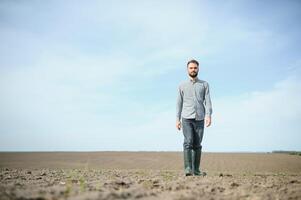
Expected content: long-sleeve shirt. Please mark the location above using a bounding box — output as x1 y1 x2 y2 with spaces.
176 77 212 121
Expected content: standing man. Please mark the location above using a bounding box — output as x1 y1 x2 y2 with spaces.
176 59 213 176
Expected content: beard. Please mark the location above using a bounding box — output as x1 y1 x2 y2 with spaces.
189 71 198 78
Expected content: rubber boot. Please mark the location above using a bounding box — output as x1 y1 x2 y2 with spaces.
183 149 193 176
192 149 202 176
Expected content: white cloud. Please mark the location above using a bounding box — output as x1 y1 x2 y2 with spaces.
205 75 301 152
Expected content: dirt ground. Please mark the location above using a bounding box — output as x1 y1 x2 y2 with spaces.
0 152 301 200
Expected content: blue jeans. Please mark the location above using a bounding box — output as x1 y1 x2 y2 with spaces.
182 118 205 150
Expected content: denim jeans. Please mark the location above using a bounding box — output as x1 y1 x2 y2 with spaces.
182 118 205 150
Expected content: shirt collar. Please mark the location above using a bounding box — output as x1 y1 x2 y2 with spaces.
189 76 199 83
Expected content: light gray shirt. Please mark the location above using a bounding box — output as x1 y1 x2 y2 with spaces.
176 77 212 121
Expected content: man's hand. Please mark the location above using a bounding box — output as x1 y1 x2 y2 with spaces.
205 116 212 127
176 120 181 131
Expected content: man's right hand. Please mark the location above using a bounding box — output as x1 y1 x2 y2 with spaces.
176 120 181 131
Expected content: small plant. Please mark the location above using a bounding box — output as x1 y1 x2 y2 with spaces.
160 170 175 182
95 181 102 191
79 177 87 192
135 170 147 177
142 179 153 189
64 180 72 198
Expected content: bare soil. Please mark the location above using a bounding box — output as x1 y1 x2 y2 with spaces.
1 152 300 200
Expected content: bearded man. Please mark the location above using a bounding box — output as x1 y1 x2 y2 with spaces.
176 59 213 176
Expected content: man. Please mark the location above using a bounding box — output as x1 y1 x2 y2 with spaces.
176 59 213 176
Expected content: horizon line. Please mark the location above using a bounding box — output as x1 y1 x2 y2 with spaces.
0 150 300 153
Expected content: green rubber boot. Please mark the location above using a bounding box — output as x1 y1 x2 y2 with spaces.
192 149 204 176
184 149 193 176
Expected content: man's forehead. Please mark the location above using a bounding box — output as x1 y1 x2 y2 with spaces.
188 63 198 68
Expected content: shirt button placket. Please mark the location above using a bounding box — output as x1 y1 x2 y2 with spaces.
193 82 198 120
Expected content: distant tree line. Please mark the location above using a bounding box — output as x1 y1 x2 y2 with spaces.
272 150 301 156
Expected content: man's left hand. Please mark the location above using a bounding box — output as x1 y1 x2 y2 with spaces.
205 116 211 127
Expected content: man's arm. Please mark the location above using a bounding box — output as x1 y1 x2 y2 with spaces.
176 86 183 130
204 82 212 127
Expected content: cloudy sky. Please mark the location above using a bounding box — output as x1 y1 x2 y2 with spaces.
0 0 300 152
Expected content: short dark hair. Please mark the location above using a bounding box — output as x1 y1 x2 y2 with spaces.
187 59 199 67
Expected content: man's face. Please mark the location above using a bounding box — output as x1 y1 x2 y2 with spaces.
187 63 199 78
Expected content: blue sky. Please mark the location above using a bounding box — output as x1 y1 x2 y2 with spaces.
0 0 300 152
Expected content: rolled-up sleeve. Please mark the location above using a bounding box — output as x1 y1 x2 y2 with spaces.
204 82 213 117
176 86 183 121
